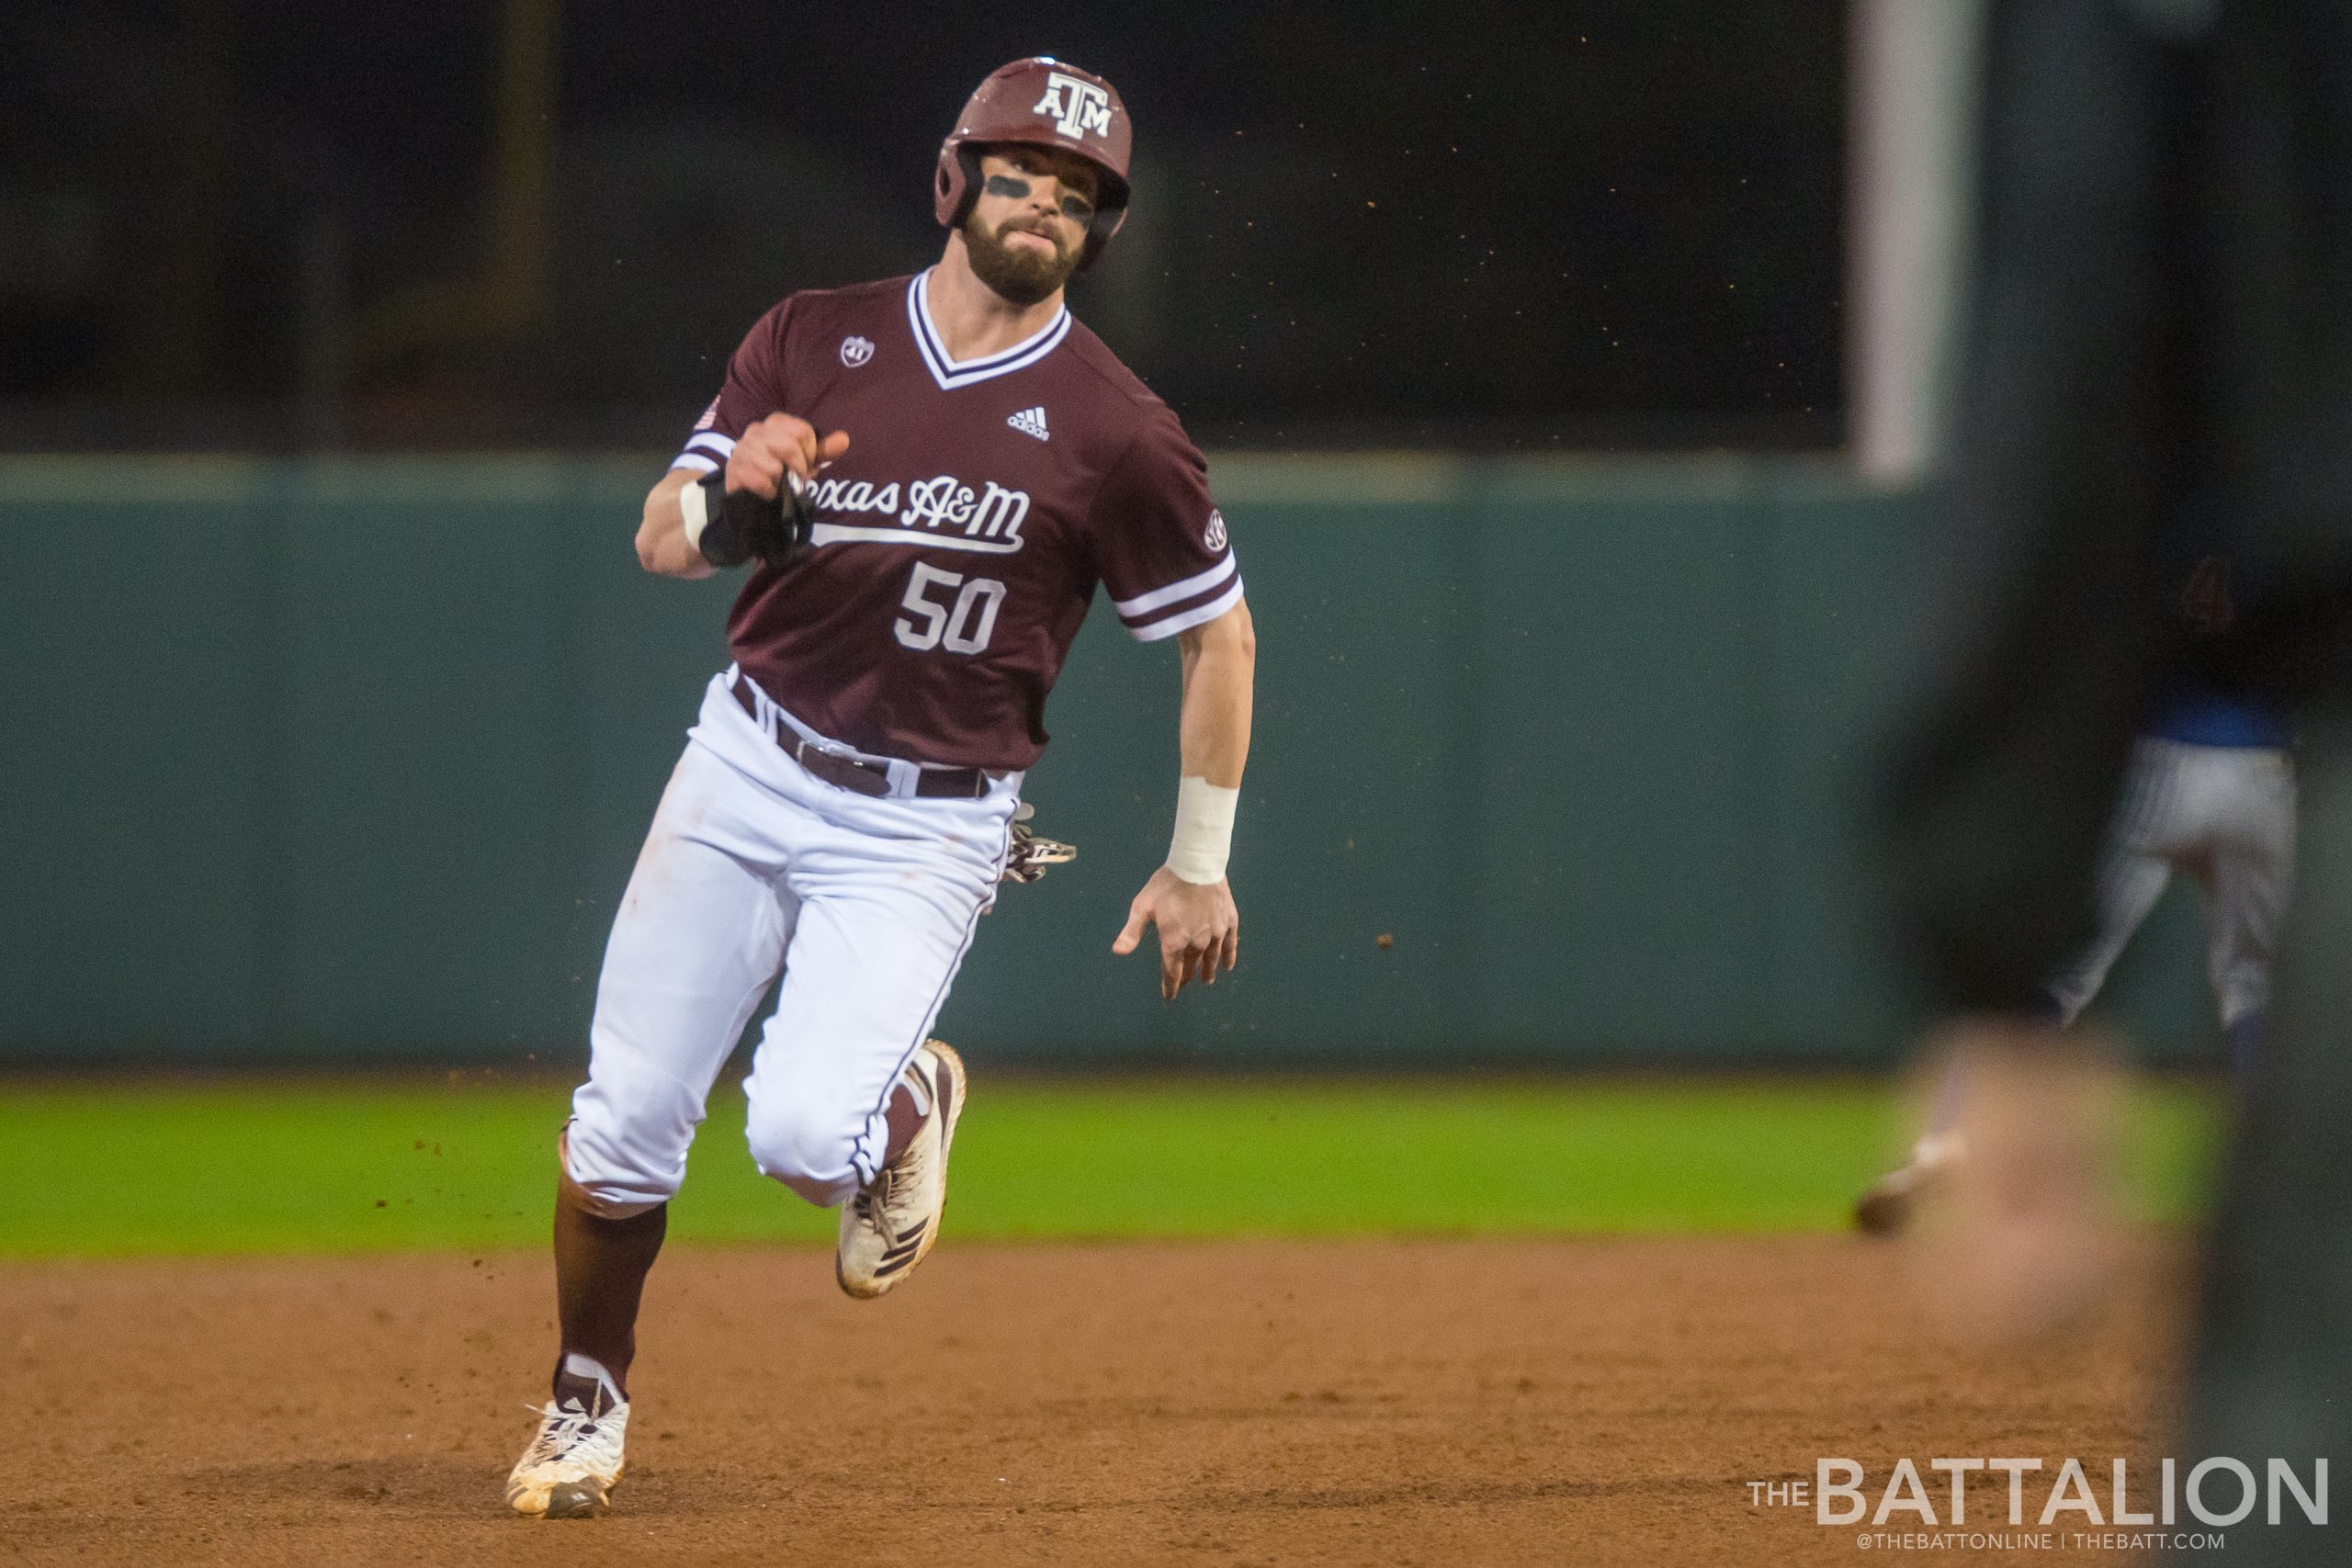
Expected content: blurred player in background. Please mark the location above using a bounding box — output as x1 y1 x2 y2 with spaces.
1857 547 2296 1235
1877 3 2352 1556
2045 557 2293 1066
504 58 1256 1519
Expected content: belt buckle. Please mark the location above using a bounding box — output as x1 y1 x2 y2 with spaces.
804 737 888 795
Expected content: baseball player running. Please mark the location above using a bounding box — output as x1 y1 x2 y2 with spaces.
1857 554 2294 1235
505 58 1254 1518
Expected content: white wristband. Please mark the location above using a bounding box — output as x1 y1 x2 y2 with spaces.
1166 776 1238 885
679 475 712 551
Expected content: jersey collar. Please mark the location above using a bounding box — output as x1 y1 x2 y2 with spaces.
906 268 1071 391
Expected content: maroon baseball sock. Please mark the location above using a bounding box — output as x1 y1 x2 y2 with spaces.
551 1193 666 1401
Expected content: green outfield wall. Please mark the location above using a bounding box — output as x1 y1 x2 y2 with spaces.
0 455 2214 1066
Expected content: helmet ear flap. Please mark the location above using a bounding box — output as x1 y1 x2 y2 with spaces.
933 142 984 228
1078 205 1125 272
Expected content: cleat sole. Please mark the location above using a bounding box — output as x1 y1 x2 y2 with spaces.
542 1481 609 1518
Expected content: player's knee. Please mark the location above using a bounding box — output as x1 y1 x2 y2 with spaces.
742 1095 864 1207
561 1112 684 1218
564 1177 665 1220
2220 980 2272 1030
2214 953 2272 1018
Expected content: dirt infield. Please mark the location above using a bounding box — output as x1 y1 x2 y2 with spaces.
8 1236 2186 1566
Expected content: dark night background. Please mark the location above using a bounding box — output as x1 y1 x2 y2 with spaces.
1 1 1847 452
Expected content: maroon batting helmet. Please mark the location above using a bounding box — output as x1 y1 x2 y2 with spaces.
934 57 1132 271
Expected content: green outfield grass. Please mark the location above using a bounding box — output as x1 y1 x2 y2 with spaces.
0 1074 2228 1258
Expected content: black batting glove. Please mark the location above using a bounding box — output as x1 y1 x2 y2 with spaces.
693 468 814 570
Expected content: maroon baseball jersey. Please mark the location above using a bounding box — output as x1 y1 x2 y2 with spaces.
670 269 1240 771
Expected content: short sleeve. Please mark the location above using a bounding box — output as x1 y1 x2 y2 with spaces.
1093 412 1242 642
670 300 793 474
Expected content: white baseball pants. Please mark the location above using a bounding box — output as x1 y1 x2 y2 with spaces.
563 671 1018 1213
2049 738 2295 1030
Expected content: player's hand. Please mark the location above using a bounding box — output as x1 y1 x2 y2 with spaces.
728 413 849 500
1113 867 1239 1000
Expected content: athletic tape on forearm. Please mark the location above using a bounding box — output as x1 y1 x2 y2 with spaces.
679 474 712 551
1166 776 1239 885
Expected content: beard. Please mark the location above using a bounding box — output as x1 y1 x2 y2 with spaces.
962 210 1080 307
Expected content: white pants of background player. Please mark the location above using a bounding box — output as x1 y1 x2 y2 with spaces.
2046 737 2295 1034
562 670 1018 1215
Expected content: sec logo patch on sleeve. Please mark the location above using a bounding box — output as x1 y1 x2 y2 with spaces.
1203 510 1227 551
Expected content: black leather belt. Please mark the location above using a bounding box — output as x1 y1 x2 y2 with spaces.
730 676 989 799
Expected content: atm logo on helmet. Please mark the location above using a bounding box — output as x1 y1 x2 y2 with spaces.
1034 73 1113 141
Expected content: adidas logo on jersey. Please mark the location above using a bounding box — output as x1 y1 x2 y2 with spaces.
1007 406 1050 442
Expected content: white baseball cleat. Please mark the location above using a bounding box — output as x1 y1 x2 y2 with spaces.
506 1377 628 1519
1853 1132 1967 1236
837 1039 967 1300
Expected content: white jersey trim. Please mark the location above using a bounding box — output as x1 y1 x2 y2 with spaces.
1127 577 1245 643
672 430 736 473
1113 554 1238 618
906 269 1070 390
